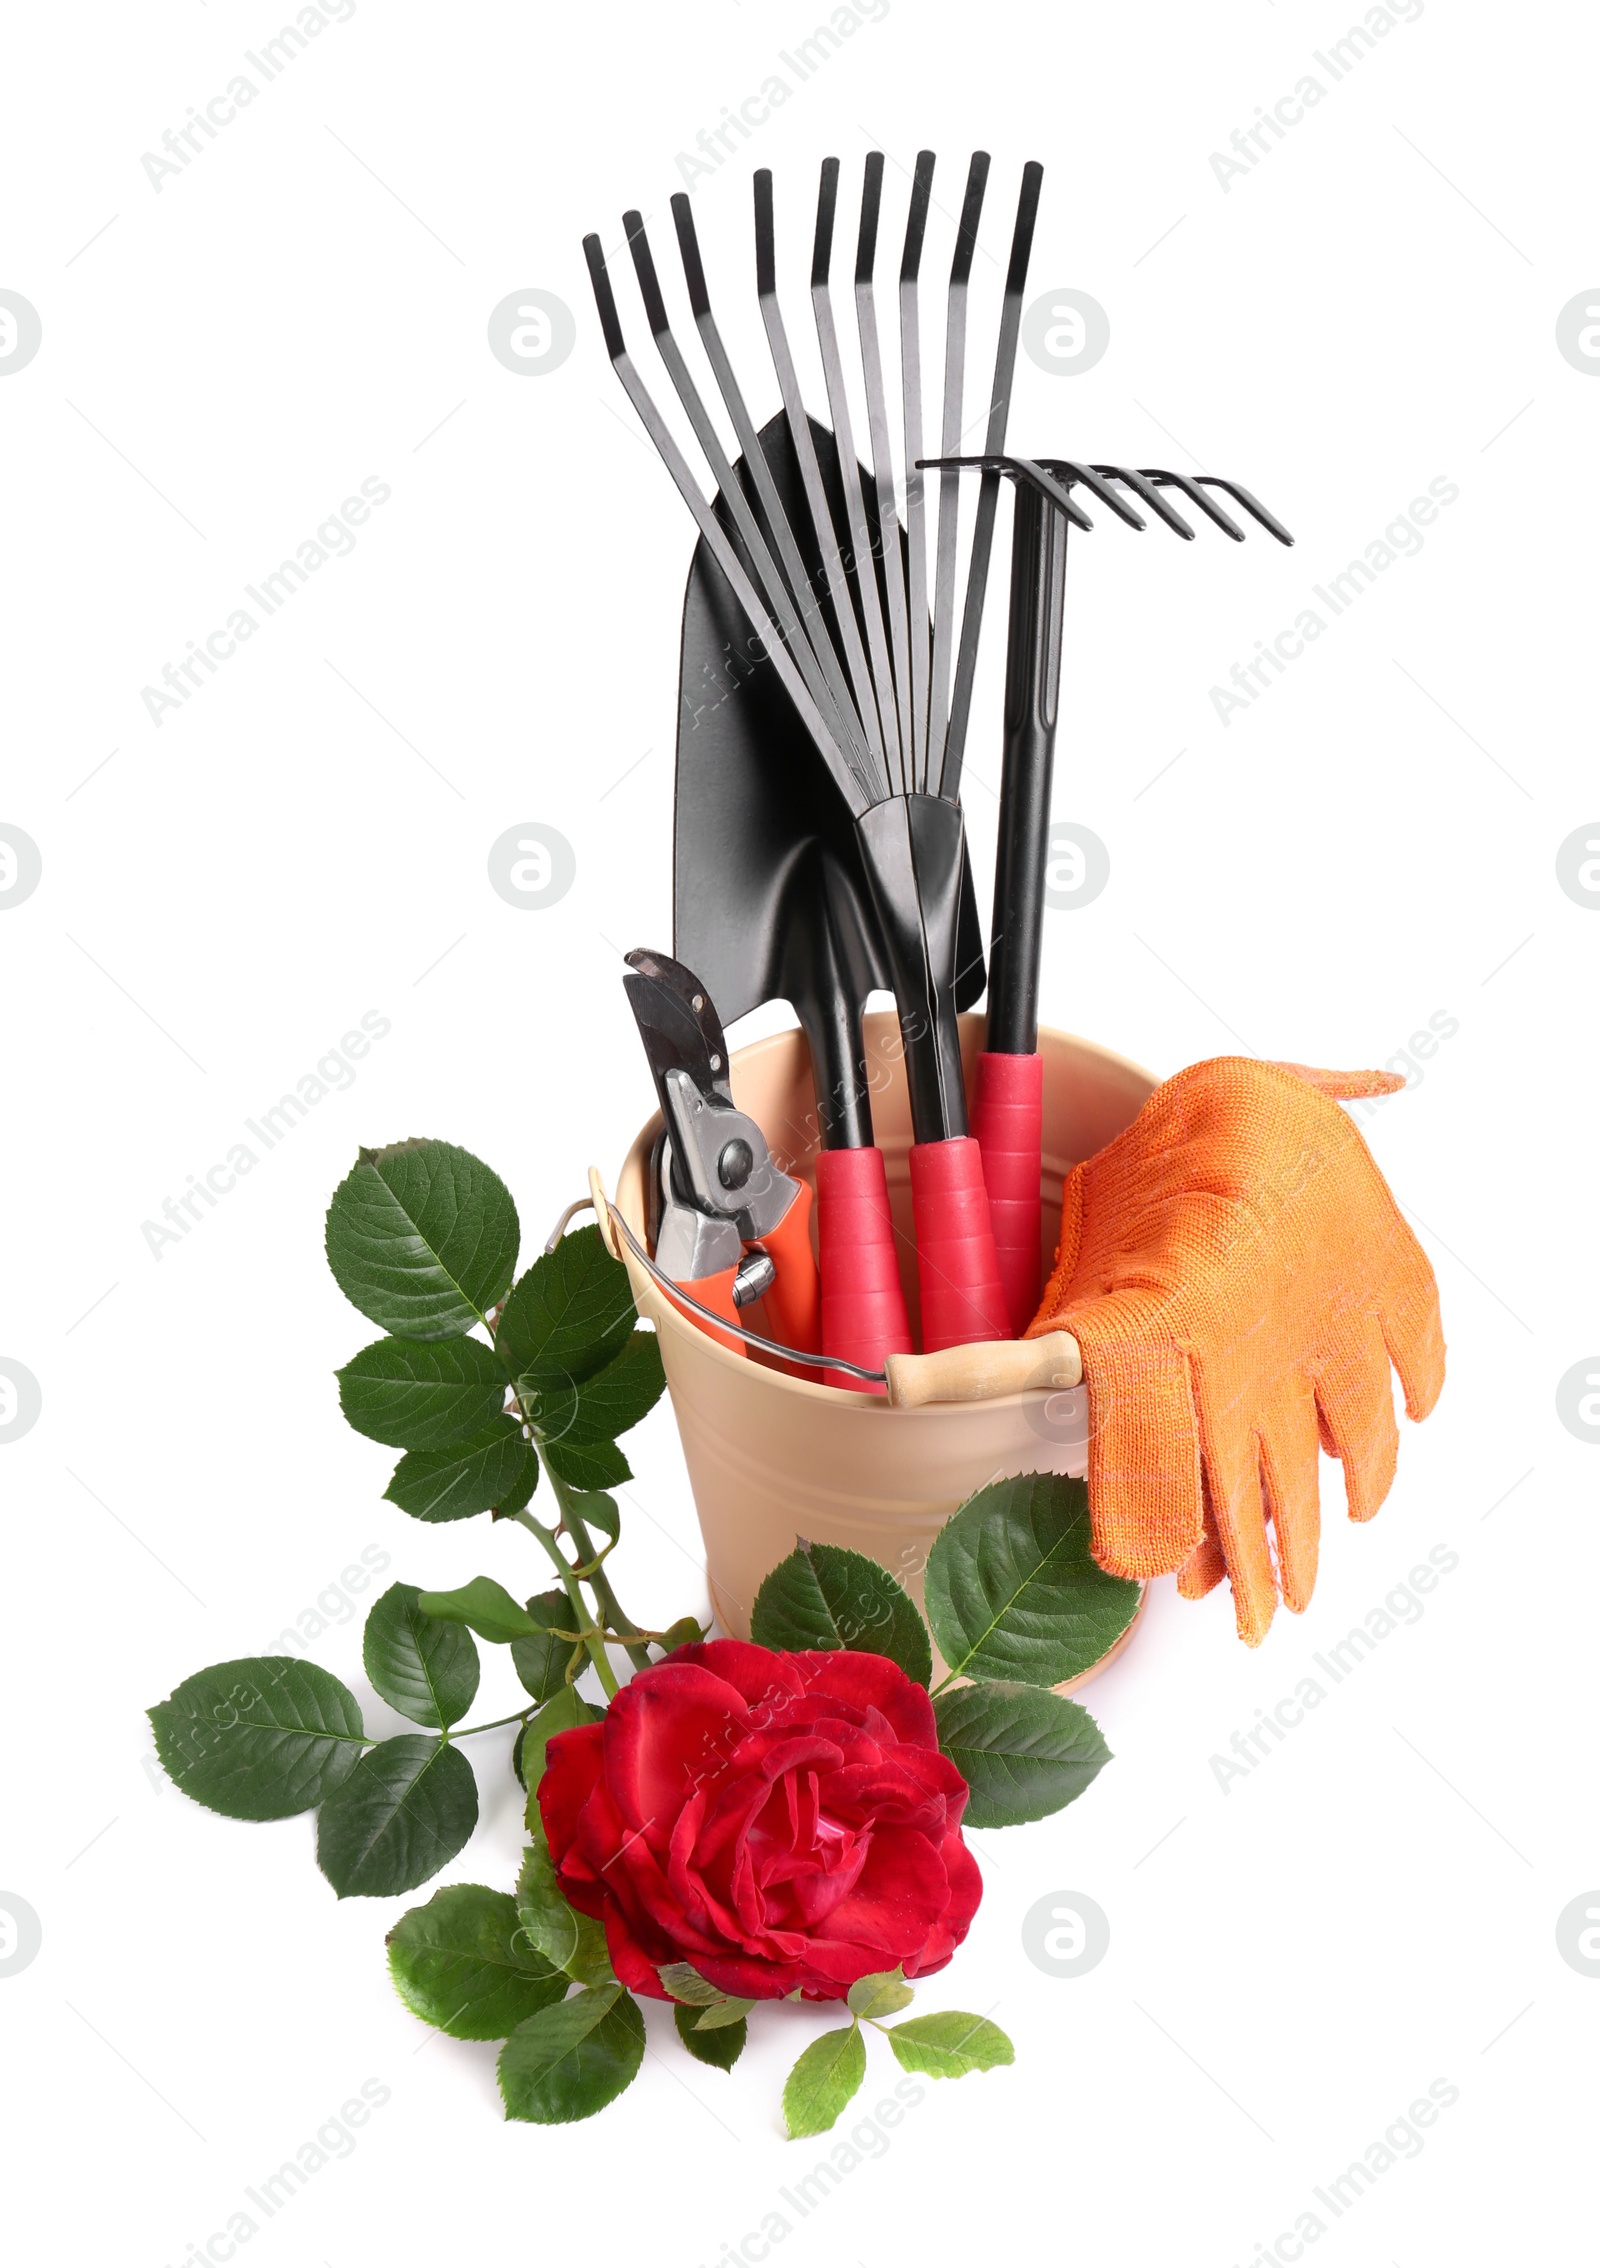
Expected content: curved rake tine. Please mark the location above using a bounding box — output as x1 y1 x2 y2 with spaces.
810 158 899 779
624 210 865 777
921 453 1095 533
926 152 989 802
941 160 1043 801
899 149 935 790
582 234 871 819
1034 455 1144 530
669 193 879 770
1194 476 1295 545
1137 468 1246 540
855 152 915 794
1089 464 1194 538
753 170 893 800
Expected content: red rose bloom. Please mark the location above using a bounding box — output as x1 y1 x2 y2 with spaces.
538 1640 981 2002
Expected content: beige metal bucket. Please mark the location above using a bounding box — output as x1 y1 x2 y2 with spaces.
604 1013 1159 1687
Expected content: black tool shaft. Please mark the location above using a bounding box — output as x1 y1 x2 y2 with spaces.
810 157 900 774
855 153 914 792
987 478 1068 1058
926 152 989 794
940 160 1043 799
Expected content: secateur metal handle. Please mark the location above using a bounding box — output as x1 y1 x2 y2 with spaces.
548 1182 1085 1408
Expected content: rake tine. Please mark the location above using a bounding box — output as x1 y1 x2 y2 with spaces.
899 149 935 790
1033 455 1145 530
809 158 900 778
855 153 915 794
920 453 1096 532
926 152 989 802
1137 468 1246 540
665 196 879 774
1089 464 1194 538
940 159 1043 801
624 210 869 777
1194 476 1295 545
582 233 871 818
753 170 893 800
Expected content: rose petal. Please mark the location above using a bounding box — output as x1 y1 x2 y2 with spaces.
670 1641 807 1714
537 1722 605 1868
809 1824 952 1960
906 1829 982 1975
602 1661 753 1832
792 1649 939 1747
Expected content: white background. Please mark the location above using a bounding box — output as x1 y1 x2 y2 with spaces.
2 1 1594 2262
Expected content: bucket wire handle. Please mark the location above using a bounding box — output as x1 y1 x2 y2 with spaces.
556 1183 1083 1406
550 1188 887 1385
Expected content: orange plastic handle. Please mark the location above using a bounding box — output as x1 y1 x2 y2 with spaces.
666 1263 745 1357
756 1181 821 1357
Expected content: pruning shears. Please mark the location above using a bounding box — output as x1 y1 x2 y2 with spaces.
622 949 820 1362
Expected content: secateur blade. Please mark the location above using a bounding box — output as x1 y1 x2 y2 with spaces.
621 945 734 1108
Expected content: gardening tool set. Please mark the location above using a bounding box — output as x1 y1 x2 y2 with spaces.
586 150 1293 1391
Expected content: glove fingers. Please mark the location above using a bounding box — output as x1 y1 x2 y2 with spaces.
1177 1475 1226 1599
1076 1334 1205 1579
1256 1379 1322 1613
1194 1402 1278 1647
1315 1312 1399 1522
1380 1234 1447 1421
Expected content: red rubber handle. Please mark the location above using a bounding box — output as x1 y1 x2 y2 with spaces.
909 1138 1010 1354
756 1180 822 1369
971 1050 1044 1338
668 1264 745 1357
816 1147 912 1391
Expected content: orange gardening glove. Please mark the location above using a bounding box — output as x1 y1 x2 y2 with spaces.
1025 1057 1445 1645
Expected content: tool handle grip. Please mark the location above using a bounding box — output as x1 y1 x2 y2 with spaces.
757 1181 822 1361
816 1147 913 1392
667 1265 745 1356
971 1049 1045 1338
909 1137 1010 1353
885 1329 1081 1409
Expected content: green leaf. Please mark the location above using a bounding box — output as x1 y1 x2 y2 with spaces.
325 1139 520 1340
525 1330 665 1446
846 1967 914 2019
316 1734 478 1898
336 1334 509 1450
658 1960 722 2006
149 1658 364 1821
782 2022 866 2139
657 1616 704 1655
515 1834 613 1986
386 1884 564 2040
934 1681 1111 1829
384 1419 537 1522
498 1985 644 2125
542 1435 630 1489
416 1574 540 1645
363 1583 479 1728
674 1999 745 2070
563 1489 619 1543
695 1996 755 2031
885 2011 1014 2079
510 1589 581 1703
496 1225 637 1384
923 1472 1139 1687
519 1684 603 1801
751 1538 932 1686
